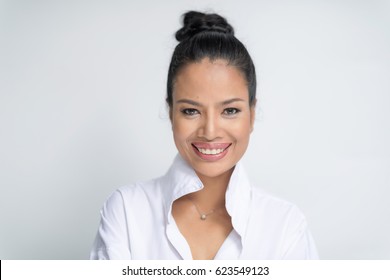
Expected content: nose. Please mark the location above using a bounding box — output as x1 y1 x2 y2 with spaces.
198 112 220 141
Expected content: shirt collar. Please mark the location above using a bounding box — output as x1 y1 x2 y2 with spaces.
161 154 252 244
224 159 251 248
161 154 203 224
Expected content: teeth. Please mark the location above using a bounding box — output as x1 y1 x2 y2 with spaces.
198 148 224 155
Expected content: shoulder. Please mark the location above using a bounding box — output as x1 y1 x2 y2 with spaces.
103 177 165 212
250 186 307 226
116 177 161 197
251 186 299 208
245 186 318 259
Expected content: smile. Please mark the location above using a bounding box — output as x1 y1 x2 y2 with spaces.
197 148 225 155
191 142 231 161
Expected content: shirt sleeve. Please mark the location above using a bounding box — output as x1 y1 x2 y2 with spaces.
90 190 132 260
281 206 319 260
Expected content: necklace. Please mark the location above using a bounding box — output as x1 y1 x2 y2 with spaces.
187 197 215 221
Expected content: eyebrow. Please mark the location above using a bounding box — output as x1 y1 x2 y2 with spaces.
176 98 245 106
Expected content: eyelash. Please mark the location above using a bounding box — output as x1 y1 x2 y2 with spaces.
181 108 199 116
223 108 241 115
180 108 241 116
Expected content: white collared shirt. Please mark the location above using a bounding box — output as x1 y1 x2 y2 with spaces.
90 155 319 259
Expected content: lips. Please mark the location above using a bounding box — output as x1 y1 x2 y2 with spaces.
191 142 231 160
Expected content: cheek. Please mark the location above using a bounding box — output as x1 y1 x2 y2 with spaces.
229 116 252 138
172 117 191 142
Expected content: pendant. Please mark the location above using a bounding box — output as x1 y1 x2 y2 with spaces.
200 214 207 220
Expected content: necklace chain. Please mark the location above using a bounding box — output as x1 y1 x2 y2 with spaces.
187 197 215 221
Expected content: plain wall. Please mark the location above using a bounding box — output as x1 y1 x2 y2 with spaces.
0 0 389 259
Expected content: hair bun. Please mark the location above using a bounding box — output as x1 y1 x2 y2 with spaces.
175 11 234 42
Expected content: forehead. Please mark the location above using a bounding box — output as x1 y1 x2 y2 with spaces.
173 58 248 102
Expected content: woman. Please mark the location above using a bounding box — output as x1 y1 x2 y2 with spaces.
90 11 318 260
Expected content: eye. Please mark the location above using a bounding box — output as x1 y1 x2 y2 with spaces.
181 108 199 116
223 107 241 115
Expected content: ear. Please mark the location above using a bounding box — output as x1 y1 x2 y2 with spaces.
250 99 257 132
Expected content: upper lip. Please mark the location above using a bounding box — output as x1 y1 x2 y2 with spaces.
191 142 231 150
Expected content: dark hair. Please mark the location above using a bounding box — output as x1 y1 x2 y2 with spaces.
166 11 257 107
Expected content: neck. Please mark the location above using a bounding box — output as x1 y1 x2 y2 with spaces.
189 167 235 210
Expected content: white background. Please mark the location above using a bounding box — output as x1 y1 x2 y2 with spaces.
0 0 389 259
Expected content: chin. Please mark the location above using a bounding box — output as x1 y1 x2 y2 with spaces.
191 162 235 180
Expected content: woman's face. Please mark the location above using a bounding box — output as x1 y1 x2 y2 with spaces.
170 58 255 180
